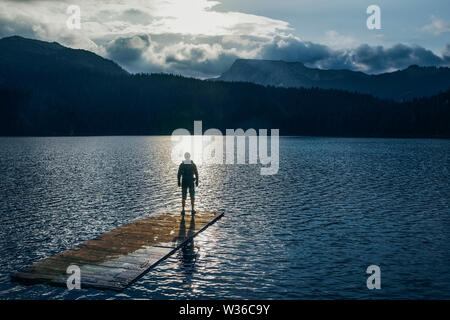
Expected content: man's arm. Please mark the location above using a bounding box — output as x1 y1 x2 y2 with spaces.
177 164 182 186
193 163 199 186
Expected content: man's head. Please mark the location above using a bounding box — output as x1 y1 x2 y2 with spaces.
184 152 191 160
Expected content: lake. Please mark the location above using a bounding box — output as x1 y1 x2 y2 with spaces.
0 136 449 299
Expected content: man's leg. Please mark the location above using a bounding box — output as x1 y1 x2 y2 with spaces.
181 184 187 214
190 184 196 214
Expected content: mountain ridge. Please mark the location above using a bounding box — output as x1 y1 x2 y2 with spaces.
0 35 128 80
215 59 450 100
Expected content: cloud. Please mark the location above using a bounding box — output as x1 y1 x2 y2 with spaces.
105 34 260 77
343 43 447 73
106 35 150 65
105 32 450 77
443 44 450 63
260 34 331 64
0 0 103 54
422 16 450 35
0 0 292 77
322 30 357 50
258 35 449 74
0 0 449 77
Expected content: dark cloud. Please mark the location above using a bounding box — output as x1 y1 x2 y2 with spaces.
163 49 238 77
350 44 446 73
260 36 450 74
260 36 332 64
104 34 251 77
443 44 450 63
106 35 150 64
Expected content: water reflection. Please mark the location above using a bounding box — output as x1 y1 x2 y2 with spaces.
176 215 198 285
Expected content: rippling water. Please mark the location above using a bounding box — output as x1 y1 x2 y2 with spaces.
0 136 449 299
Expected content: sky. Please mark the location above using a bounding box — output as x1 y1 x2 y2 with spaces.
0 0 449 77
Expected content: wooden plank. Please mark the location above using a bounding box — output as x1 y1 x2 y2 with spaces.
11 211 224 291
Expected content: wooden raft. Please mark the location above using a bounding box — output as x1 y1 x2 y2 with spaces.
12 211 224 291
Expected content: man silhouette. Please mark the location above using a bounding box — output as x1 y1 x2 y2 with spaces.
177 152 199 215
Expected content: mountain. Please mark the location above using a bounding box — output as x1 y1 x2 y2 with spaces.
0 36 127 88
0 36 449 137
215 59 450 100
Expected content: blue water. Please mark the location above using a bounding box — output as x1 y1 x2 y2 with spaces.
0 136 449 299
